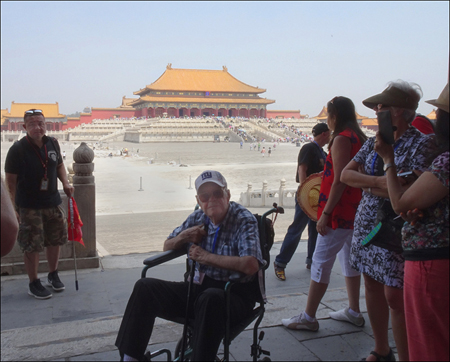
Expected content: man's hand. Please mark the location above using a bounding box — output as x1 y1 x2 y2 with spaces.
189 244 209 264
63 183 74 198
180 224 207 245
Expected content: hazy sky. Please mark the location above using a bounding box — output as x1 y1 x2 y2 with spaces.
1 1 448 117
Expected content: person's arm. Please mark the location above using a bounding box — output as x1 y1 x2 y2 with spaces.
57 163 74 198
317 136 351 235
1 178 18 257
163 224 206 251
298 164 308 184
375 133 448 214
4 173 18 209
341 160 388 193
189 246 259 276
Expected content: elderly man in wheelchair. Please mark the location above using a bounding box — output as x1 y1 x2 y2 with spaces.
116 170 276 361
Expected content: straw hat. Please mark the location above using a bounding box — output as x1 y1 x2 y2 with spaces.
425 83 449 113
297 172 323 221
362 86 418 110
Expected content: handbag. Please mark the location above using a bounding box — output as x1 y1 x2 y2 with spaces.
361 198 404 253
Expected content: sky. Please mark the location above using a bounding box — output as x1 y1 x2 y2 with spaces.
1 1 449 118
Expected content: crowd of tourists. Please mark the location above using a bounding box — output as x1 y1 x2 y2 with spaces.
1 78 447 362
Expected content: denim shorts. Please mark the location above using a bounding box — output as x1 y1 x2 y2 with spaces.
17 206 68 253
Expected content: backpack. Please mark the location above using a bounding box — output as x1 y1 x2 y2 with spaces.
253 214 275 269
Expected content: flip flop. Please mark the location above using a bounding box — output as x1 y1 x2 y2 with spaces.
273 262 286 281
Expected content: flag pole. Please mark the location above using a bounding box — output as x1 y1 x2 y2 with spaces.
69 197 79 291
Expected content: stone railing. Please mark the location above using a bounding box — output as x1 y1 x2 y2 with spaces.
239 179 297 208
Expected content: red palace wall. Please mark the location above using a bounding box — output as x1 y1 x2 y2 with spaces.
266 110 301 119
90 109 136 120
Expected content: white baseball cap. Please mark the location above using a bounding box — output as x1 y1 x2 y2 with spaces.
195 170 227 192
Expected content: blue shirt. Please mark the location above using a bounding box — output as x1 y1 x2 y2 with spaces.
168 201 263 282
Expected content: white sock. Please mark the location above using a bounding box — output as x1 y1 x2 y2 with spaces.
303 311 316 322
123 354 138 361
348 307 362 317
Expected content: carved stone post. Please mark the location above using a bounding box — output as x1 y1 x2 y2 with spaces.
246 182 253 206
262 180 268 207
279 178 286 206
71 142 99 267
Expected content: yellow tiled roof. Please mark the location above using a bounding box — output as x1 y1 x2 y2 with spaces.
134 66 266 95
1 109 9 125
132 95 275 106
315 106 328 119
361 118 378 126
3 102 65 118
426 109 436 120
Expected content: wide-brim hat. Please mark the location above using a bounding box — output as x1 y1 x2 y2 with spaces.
297 172 323 222
362 86 418 110
425 83 449 113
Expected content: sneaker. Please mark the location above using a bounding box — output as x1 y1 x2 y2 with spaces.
47 270 65 291
282 312 319 331
28 279 52 299
329 307 365 327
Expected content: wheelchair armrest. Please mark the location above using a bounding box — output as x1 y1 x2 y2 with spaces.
143 247 187 268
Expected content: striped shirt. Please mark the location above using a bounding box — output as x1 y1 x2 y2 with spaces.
168 201 263 282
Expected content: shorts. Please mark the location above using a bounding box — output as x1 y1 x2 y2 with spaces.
311 227 360 284
17 206 68 253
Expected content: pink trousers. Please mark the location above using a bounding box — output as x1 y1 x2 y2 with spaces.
404 259 449 361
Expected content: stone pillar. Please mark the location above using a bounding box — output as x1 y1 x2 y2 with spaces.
279 178 286 206
262 180 267 206
246 182 253 206
71 142 99 265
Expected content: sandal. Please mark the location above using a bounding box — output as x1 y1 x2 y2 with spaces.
361 349 395 361
273 262 286 281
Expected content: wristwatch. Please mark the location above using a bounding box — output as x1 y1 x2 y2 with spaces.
383 163 395 172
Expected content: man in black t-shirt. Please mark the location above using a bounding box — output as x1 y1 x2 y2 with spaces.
5 109 73 300
274 123 330 280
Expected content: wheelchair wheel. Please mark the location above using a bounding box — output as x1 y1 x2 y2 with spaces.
174 334 221 362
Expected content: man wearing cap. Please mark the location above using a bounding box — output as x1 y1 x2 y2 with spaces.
116 170 264 362
4 109 73 300
274 123 330 280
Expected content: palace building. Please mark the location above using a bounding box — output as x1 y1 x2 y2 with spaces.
1 102 67 132
130 64 275 118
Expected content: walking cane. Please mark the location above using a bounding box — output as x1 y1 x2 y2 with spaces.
69 198 79 291
179 257 196 362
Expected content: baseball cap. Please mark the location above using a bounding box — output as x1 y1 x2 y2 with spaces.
195 170 228 192
312 123 329 136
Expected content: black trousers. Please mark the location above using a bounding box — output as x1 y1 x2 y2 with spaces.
115 276 255 361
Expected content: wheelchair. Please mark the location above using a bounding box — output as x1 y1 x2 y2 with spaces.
140 204 284 361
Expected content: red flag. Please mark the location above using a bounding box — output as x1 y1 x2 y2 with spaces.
68 197 85 246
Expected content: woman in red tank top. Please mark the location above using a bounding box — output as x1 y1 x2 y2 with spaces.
282 96 368 332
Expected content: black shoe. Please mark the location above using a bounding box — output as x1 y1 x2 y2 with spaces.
47 270 65 291
28 279 52 299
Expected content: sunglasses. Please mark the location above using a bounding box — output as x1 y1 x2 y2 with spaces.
24 109 43 116
198 188 226 202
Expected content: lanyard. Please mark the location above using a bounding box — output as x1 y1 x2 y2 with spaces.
26 136 48 179
313 141 327 161
371 140 402 176
210 223 221 254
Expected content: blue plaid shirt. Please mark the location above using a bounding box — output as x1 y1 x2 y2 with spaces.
168 202 263 282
